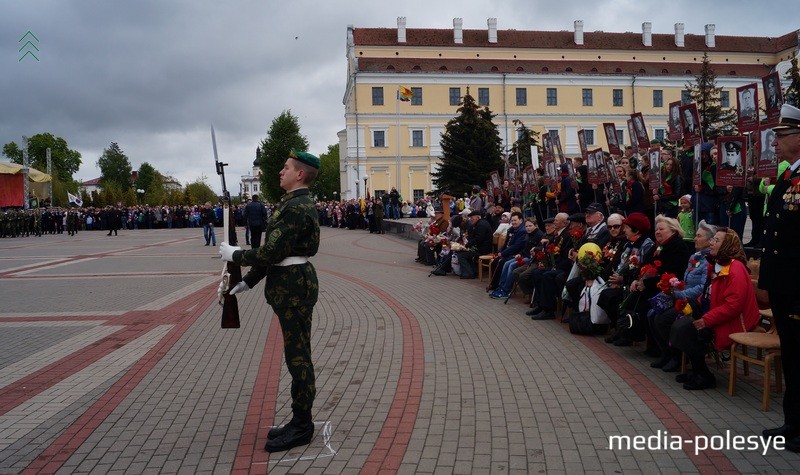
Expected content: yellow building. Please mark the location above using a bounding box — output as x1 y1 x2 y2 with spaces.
341 18 799 201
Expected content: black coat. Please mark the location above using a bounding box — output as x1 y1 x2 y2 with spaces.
759 165 800 294
243 200 267 227
468 218 494 255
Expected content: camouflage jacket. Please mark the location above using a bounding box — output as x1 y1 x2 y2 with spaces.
233 188 320 308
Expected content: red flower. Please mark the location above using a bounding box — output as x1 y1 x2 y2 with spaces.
657 273 676 293
674 298 688 312
569 228 585 240
639 263 659 279
654 260 662 268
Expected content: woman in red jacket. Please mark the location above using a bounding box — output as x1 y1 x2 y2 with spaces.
670 228 759 390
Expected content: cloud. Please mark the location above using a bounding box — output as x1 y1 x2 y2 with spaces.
1 0 797 193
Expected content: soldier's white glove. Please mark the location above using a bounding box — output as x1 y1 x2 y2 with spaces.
229 281 250 296
219 242 241 262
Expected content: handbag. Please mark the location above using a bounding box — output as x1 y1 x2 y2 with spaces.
569 311 594 334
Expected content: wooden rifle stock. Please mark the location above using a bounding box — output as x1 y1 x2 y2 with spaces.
221 204 242 328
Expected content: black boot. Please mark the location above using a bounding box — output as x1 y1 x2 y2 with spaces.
265 411 314 452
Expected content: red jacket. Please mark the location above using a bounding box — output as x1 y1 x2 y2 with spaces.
701 259 760 350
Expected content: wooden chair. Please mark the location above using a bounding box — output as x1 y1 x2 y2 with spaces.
478 233 505 281
727 287 782 411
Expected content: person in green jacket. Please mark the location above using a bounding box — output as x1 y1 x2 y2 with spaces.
219 148 321 453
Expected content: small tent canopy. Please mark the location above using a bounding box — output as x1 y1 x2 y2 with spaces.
0 161 52 207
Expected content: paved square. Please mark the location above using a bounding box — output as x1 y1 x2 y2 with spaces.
0 226 792 473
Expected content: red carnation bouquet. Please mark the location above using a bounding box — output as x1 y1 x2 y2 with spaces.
544 243 561 268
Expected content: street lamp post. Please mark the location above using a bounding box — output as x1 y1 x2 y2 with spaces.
136 188 145 204
364 176 369 199
333 191 338 202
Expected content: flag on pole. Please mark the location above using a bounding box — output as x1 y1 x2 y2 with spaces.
67 192 83 207
398 86 413 102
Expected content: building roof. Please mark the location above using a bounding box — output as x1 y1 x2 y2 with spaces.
81 177 102 186
356 57 772 77
353 27 798 54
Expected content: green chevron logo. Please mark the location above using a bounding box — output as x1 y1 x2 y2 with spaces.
19 31 40 62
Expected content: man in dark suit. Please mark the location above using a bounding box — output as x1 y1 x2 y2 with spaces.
760 104 800 452
243 194 268 249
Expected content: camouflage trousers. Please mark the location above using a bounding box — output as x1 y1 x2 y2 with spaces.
273 305 316 413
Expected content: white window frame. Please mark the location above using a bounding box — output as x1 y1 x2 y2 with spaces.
372 127 388 148
409 128 425 147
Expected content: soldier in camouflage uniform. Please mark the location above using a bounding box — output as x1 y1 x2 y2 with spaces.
220 148 320 453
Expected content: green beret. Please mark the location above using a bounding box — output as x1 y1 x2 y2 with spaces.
289 148 320 169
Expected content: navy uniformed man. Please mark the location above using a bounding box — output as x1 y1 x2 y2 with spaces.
219 148 321 453
759 104 800 452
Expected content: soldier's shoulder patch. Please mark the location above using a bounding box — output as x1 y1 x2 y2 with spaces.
272 210 281 220
269 229 282 243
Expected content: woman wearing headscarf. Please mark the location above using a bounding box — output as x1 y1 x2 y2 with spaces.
669 228 760 390
651 220 718 371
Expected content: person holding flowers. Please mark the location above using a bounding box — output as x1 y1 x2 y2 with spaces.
599 212 655 345
490 217 544 299
628 216 691 353
528 213 575 320
669 228 759 390
651 220 718 371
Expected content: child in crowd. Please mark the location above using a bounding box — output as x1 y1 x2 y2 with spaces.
677 194 695 241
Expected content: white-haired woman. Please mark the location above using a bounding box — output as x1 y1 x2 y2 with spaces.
651 220 718 371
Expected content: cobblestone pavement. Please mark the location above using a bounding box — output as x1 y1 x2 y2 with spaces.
0 226 792 474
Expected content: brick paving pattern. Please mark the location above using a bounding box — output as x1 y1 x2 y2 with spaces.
0 226 791 474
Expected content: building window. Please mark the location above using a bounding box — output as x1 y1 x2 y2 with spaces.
653 90 663 107
413 189 425 201
516 88 527 106
654 128 666 141
372 87 384 106
243 185 249 193
411 87 422 105
681 90 691 104
582 88 593 106
616 129 625 145
449 87 461 106
253 184 258 192
478 88 490 106
411 130 424 147
584 129 595 145
720 91 730 108
546 88 557 106
373 130 386 148
612 89 623 107
374 189 386 198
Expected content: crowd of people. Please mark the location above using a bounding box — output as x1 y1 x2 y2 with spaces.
411 105 800 413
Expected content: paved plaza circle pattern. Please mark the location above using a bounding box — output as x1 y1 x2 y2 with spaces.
0 227 793 473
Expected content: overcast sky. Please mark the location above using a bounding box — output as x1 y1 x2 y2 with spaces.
2 0 797 193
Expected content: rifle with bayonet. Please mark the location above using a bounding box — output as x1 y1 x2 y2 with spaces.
212 125 242 328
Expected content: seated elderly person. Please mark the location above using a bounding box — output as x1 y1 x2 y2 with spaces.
650 220 717 371
528 213 575 320
670 227 759 390
629 215 691 353
562 203 611 309
415 207 449 265
486 211 527 291
599 212 655 344
490 217 545 299
432 210 491 278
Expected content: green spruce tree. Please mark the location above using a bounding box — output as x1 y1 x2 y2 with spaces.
686 53 737 138
509 119 540 169
432 91 503 196
260 111 309 202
